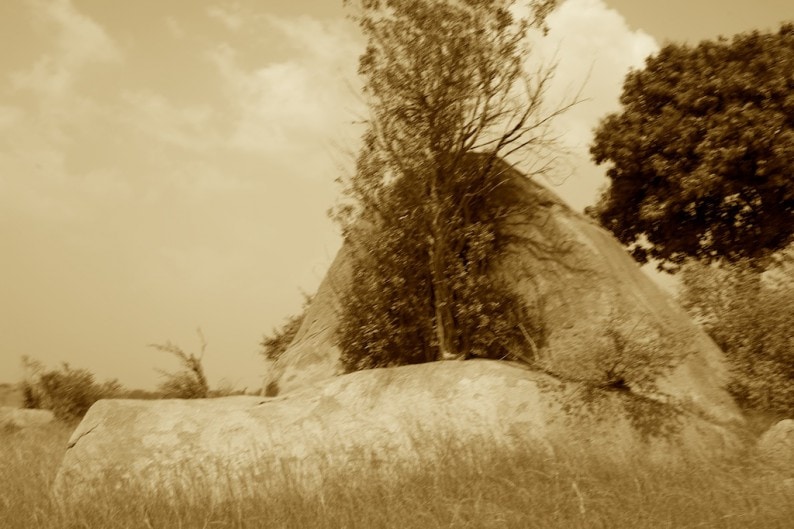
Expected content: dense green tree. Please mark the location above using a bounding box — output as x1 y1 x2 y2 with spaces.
590 24 794 270
334 0 572 370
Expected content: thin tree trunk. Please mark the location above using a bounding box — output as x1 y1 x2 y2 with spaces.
428 176 458 361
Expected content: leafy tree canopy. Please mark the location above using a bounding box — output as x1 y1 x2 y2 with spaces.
335 0 569 369
590 24 794 270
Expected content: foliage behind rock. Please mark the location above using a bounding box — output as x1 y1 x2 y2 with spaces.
679 258 794 417
260 294 313 362
20 357 120 422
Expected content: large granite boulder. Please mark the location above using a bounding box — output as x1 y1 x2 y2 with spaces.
0 406 54 430
266 160 741 427
56 158 747 502
757 419 794 473
264 242 352 397
54 360 739 502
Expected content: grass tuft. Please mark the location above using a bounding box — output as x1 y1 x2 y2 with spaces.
1 421 792 528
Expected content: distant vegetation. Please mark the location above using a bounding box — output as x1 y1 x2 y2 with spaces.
0 382 22 408
17 331 250 422
20 357 121 423
259 293 313 361
149 329 211 399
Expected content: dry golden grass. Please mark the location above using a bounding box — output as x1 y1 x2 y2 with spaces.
1 419 792 529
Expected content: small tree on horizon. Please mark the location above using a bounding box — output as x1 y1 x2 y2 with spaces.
150 329 210 399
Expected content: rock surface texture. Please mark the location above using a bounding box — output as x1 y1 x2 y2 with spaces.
757 419 794 473
55 360 738 502
56 159 748 502
264 242 352 397
267 161 741 427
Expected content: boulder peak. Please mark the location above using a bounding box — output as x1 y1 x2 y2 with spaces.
266 161 742 427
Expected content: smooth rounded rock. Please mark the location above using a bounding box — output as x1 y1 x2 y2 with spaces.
55 360 740 503
758 419 794 473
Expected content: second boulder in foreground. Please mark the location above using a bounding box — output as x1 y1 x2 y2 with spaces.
55 360 741 502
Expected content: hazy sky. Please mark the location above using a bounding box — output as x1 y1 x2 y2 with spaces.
2 0 792 390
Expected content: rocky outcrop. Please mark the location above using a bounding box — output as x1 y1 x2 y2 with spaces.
266 161 742 427
757 419 794 473
55 158 747 502
54 360 739 502
264 242 352 396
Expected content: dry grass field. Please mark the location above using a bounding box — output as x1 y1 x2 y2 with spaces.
1 419 792 529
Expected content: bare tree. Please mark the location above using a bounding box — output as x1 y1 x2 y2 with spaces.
150 328 210 399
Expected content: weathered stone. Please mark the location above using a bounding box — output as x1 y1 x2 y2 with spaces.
56 158 747 502
0 406 54 430
264 241 352 397
757 419 794 473
266 161 741 427
55 360 739 502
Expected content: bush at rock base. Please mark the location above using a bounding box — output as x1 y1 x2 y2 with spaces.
678 258 794 417
20 357 120 423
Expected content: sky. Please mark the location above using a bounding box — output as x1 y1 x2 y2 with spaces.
2 0 792 390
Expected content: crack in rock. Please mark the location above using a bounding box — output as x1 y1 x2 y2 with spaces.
67 423 99 450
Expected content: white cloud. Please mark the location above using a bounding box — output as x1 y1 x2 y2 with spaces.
207 16 362 173
121 91 220 152
265 14 362 67
514 0 659 210
0 106 24 132
165 16 186 39
207 4 245 31
11 0 121 99
537 0 657 136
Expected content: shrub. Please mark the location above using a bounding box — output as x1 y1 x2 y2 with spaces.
150 329 210 399
20 357 120 422
259 293 313 362
678 257 794 417
336 158 545 372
